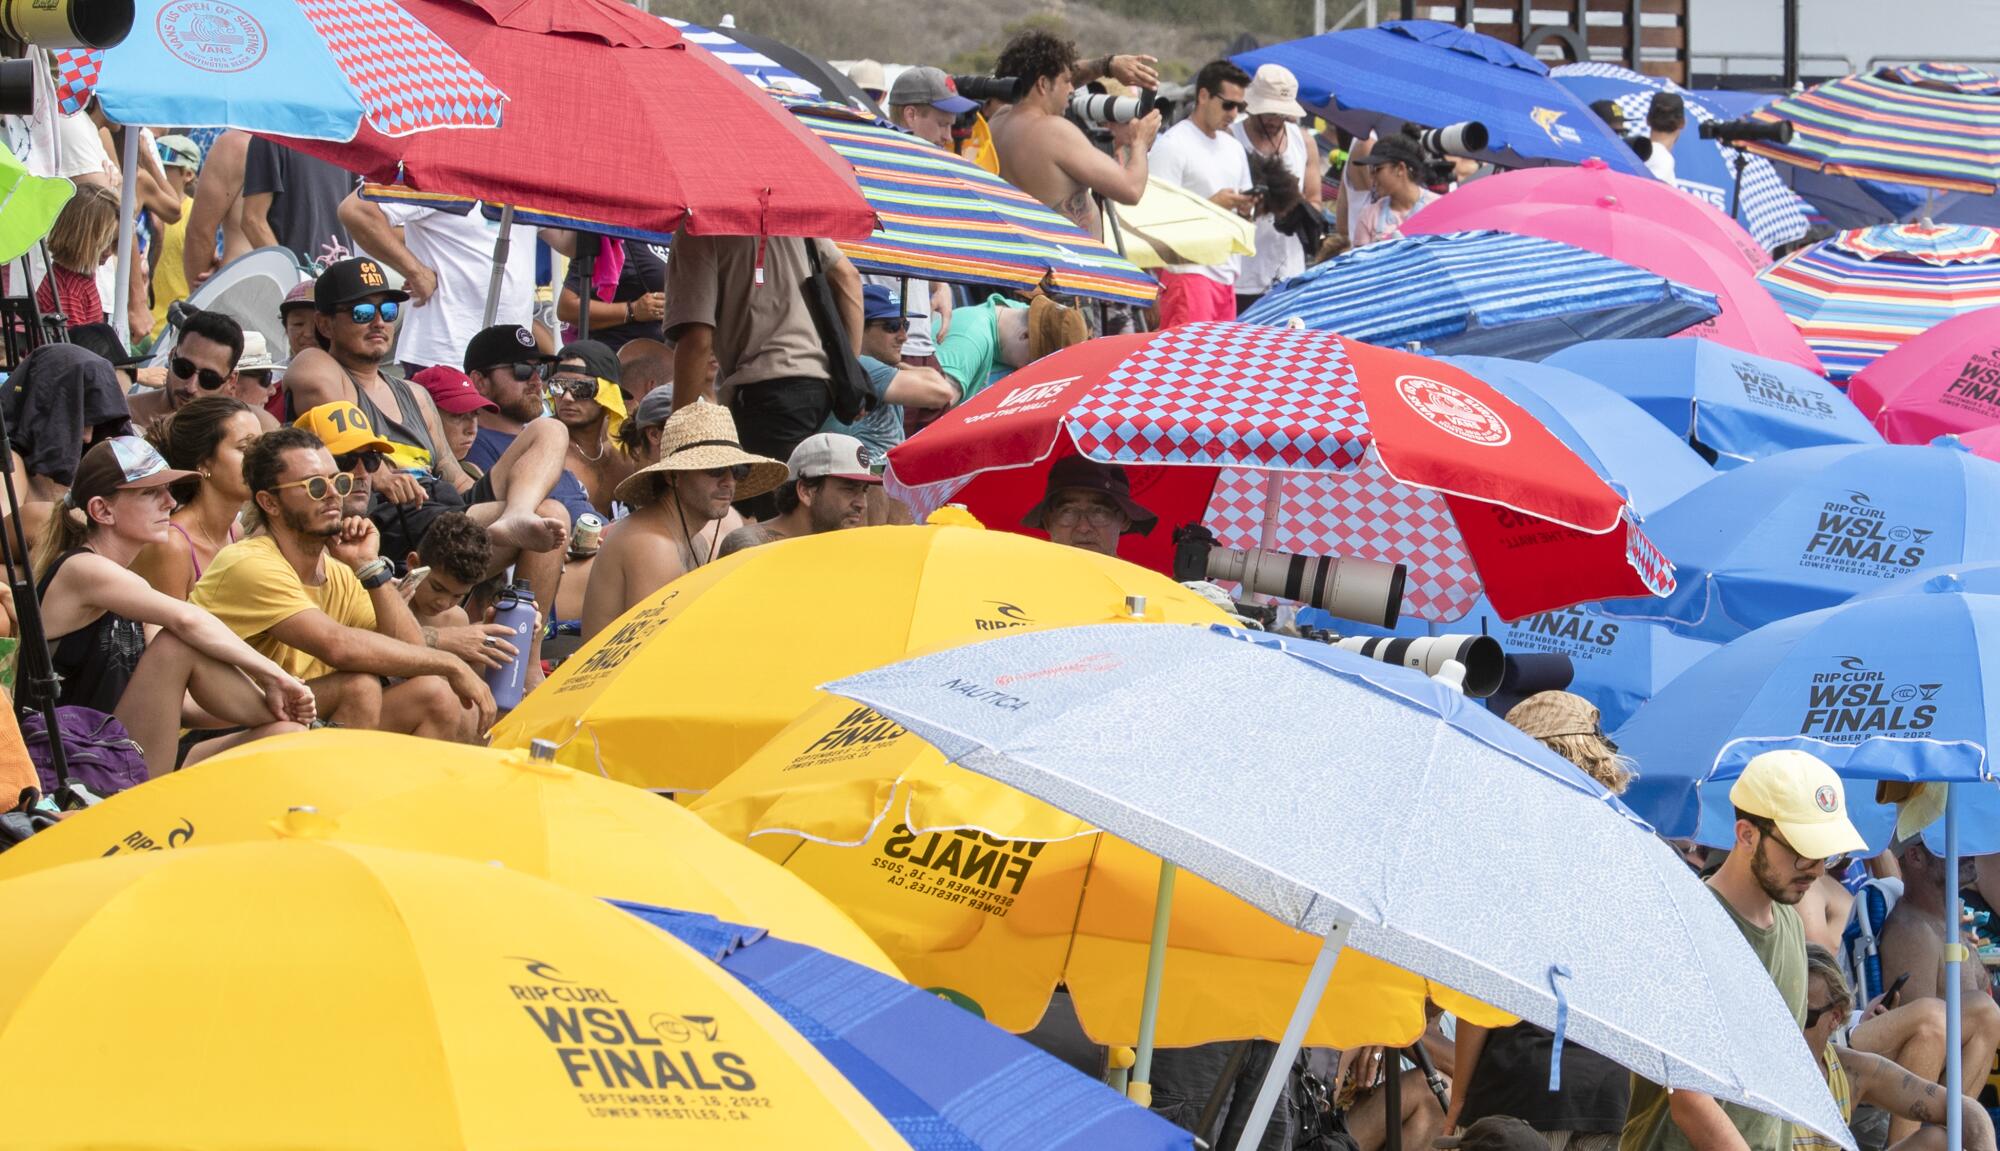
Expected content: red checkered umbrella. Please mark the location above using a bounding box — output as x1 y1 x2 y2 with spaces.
886 322 1675 622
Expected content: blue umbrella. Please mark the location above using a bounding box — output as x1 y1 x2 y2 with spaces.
1550 63 1810 253
828 622 1856 1151
1239 231 1719 360
1442 355 1715 516
1544 338 1883 468
1233 21 1649 177
1601 442 2000 641
621 902 1194 1151
1856 560 2000 600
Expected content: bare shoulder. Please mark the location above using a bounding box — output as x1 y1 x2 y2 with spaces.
284 348 343 406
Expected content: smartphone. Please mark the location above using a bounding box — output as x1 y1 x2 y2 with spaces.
396 566 431 593
1886 972 1910 1007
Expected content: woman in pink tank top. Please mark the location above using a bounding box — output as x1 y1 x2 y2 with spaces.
132 397 259 600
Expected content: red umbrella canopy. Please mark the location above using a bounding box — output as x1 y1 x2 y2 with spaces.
887 322 1676 623
276 0 874 239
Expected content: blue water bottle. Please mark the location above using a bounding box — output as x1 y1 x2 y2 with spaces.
485 578 537 710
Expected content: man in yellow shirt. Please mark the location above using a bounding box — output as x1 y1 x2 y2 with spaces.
192 425 494 740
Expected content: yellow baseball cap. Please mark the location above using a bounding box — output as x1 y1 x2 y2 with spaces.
293 401 394 456
1729 750 1867 860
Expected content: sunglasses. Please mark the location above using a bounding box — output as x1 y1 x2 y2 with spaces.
700 464 754 481
346 301 400 325
171 355 229 391
545 375 599 402
1803 999 1845 1028
272 472 355 501
498 361 543 382
1218 98 1249 113
334 451 384 474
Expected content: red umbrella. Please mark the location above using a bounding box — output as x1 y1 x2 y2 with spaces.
1404 161 1825 374
886 322 1675 623
276 0 873 239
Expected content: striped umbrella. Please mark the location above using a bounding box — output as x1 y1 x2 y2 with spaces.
1238 230 1718 360
1759 222 2000 380
1746 72 2000 192
1881 63 2000 96
660 16 819 96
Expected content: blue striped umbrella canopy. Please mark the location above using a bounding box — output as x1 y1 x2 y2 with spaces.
1746 72 2000 192
1759 222 2000 380
661 16 820 96
1881 63 2000 96
1238 230 1718 359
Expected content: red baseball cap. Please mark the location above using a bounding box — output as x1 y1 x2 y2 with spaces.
413 365 497 415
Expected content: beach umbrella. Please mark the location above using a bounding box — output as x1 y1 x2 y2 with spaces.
1599 442 2000 642
0 730 898 975
1110 177 1259 271
1233 20 1649 177
1745 71 2000 193
0 837 910 1148
884 322 1677 624
1881 63 2000 95
659 16 822 96
1239 230 1718 361
624 903 1195 1150
490 523 1236 794
1550 62 1811 253
1402 163 1820 371
1940 426 2000 463
825 622 1856 1151
274 0 874 242
0 150 73 265
691 697 1511 1058
1846 305 2000 442
1441 355 1715 518
1545 338 1881 467
1758 222 2000 380
725 26 883 117
1857 559 2000 601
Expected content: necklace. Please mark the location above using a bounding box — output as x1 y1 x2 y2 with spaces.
572 435 606 463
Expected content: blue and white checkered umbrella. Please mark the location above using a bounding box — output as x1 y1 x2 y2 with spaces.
1239 230 1719 360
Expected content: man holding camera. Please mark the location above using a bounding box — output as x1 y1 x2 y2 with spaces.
988 29 1163 239
1148 60 1256 326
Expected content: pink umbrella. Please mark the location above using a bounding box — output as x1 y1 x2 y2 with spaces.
1404 161 1825 374
1847 305 2000 443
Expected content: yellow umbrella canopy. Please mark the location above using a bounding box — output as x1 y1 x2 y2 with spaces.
692 697 1512 1049
0 729 898 977
1111 176 1259 270
0 838 909 1149
491 523 1235 794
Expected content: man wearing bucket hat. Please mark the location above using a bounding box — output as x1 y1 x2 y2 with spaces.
1622 750 1866 1151
1232 63 1323 312
1022 455 1158 558
580 401 784 640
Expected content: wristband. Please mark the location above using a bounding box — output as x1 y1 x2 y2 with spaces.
356 558 394 590
626 300 635 323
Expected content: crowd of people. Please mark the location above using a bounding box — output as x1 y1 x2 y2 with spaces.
1 25 1996 1151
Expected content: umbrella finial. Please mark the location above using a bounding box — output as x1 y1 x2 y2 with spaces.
1124 595 1148 619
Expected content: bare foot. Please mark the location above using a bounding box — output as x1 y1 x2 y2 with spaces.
488 511 567 553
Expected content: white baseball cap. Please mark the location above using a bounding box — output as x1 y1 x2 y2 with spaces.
787 433 885 484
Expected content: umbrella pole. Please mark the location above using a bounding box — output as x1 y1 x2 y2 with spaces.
481 204 515 329
113 129 141 347
1236 917 1353 1151
1128 858 1178 1104
1945 783 1963 1151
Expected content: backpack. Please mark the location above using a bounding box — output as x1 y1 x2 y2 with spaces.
20 706 148 801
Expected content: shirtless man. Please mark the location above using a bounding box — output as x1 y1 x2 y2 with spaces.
546 341 639 517
987 30 1161 238
1879 838 2000 1098
182 129 252 289
580 402 783 640
718 433 880 556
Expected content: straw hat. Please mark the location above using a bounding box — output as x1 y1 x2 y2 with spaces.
613 400 787 506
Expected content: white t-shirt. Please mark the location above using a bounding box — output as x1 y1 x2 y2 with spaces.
1644 143 1677 184
1148 118 1253 283
1231 119 1310 294
372 202 535 369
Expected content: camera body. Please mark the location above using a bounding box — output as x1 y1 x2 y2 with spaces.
951 74 1024 104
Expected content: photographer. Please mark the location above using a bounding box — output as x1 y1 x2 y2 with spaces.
1148 60 1255 325
988 29 1163 238
1350 136 1438 248
1233 64 1323 312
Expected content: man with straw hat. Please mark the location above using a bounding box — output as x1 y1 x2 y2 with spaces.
579 401 785 640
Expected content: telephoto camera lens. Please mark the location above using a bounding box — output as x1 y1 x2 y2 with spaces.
1202 546 1407 629
1335 635 1506 698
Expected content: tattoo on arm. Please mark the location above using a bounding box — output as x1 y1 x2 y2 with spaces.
1910 1079 1943 1124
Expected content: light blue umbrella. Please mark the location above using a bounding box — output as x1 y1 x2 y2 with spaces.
827 622 1854 1151
1601 442 2000 642
1544 339 1883 468
1610 592 2000 1151
1442 355 1715 516
1239 231 1719 360
619 902 1194 1151
1856 560 2000 600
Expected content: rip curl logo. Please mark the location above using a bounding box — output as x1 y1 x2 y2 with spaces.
974 601 1034 632
512 957 577 984
1732 361 1834 419
99 816 195 857
157 1 267 74
1814 785 1839 813
1802 654 1940 742
1803 491 1932 578
1394 375 1511 446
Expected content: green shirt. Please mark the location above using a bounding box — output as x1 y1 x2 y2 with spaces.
1620 889 1805 1151
934 295 1024 402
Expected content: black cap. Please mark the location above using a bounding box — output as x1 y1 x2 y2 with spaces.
553 340 620 387
67 322 146 367
314 257 410 311
1436 1118 1551 1151
463 324 552 374
1353 134 1428 172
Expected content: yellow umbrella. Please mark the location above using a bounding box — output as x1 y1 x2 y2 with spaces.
0 729 899 977
491 523 1232 795
1111 177 1258 270
0 837 908 1149
692 698 1513 1052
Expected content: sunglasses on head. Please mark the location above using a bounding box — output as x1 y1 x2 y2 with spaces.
273 472 355 501
346 301 400 325
334 451 384 474
701 464 754 481
170 355 229 391
545 375 599 402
